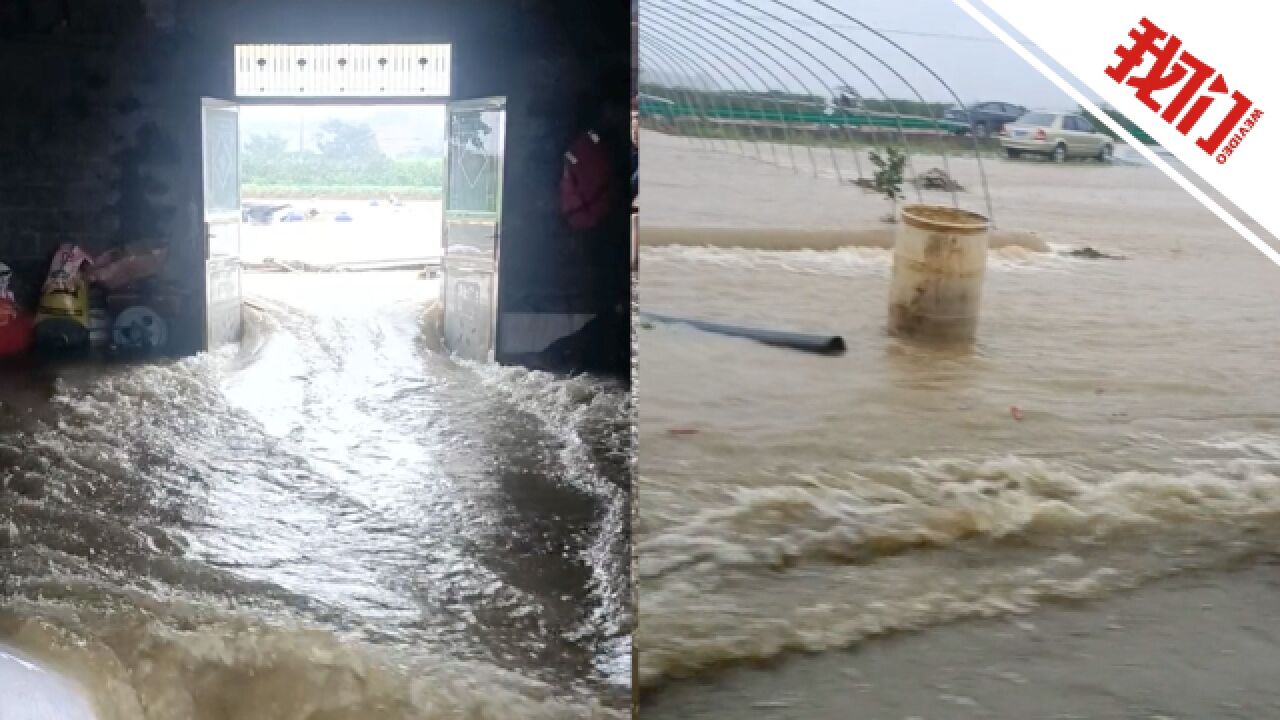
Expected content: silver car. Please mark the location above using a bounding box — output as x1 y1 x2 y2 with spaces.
1000 111 1113 163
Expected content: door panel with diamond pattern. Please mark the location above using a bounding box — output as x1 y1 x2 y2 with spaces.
442 97 506 363
202 98 243 351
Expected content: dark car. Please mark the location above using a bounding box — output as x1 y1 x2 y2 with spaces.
944 101 1028 138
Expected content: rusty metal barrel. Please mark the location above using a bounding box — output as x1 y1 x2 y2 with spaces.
888 204 990 342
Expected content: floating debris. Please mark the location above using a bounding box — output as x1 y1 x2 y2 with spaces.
912 167 965 192
1062 246 1127 260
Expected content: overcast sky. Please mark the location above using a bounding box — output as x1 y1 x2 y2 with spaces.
640 0 1084 111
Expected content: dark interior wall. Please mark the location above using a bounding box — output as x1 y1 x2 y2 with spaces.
489 0 632 377
0 0 631 374
0 0 195 348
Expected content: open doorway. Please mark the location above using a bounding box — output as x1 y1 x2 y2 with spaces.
202 43 511 365
186 45 628 704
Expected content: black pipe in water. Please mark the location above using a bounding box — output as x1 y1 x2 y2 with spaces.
639 311 846 356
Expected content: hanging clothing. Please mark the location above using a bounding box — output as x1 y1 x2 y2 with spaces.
560 129 614 231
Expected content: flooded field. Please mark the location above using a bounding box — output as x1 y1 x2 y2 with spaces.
637 129 1280 717
240 199 443 266
0 271 631 719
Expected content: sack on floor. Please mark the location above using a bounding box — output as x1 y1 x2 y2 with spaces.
89 246 168 290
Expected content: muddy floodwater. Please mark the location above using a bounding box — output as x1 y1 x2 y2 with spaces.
638 130 1280 718
238 199 443 267
1 271 631 719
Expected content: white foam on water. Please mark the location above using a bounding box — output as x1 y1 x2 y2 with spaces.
641 244 1076 279
637 121 1280 701
642 246 890 278
637 452 1280 687
0 609 621 720
465 362 635 683
1 271 631 717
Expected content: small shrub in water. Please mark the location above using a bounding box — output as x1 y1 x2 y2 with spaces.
868 146 907 221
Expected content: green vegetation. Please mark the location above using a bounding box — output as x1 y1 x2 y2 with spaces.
668 122 1002 157
840 96 952 121
242 184 442 200
243 155 444 187
640 83 954 123
868 146 907 206
242 119 444 195
640 82 826 115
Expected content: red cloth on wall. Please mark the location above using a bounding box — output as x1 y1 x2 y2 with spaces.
0 263 30 356
560 130 614 230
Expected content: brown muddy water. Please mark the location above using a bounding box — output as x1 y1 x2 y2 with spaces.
0 271 631 719
637 129 1280 717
